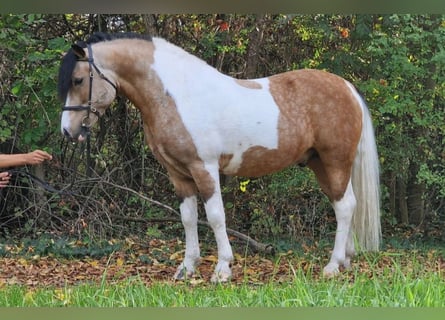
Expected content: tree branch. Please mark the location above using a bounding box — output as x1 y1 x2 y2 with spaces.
94 179 275 254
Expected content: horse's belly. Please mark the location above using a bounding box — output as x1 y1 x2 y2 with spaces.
219 145 299 177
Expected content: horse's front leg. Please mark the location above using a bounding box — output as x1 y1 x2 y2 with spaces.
174 195 200 280
193 163 233 283
205 186 233 283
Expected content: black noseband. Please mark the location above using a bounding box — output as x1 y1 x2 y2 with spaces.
61 45 117 128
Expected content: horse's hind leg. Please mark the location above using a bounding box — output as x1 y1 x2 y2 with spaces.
308 157 356 276
325 180 356 275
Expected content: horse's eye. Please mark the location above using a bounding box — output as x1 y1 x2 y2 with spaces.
73 78 83 86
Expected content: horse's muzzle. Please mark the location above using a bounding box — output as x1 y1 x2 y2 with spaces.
62 126 88 142
62 128 71 138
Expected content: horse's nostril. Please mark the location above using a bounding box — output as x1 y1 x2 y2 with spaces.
63 128 71 138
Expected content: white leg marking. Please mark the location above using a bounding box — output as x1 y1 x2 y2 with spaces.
344 227 356 269
323 180 356 276
174 196 200 280
204 165 233 283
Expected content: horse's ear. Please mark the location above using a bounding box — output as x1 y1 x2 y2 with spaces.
71 44 86 59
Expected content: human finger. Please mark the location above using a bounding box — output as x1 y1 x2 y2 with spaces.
0 172 11 187
35 150 53 160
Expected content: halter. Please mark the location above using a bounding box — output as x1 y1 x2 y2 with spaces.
61 45 117 128
61 45 117 176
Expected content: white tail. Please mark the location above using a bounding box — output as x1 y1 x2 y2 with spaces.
351 89 382 251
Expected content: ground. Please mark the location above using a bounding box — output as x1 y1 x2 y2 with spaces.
0 236 443 288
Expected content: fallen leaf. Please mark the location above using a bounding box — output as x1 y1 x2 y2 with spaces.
202 255 218 263
169 250 184 261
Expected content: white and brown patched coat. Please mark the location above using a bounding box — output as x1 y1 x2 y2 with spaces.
60 34 381 283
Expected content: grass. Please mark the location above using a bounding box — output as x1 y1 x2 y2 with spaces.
1 273 443 307
0 250 443 307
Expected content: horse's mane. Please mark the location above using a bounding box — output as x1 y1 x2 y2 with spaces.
57 32 152 101
83 32 152 46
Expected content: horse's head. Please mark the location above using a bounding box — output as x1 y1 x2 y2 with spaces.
58 43 117 142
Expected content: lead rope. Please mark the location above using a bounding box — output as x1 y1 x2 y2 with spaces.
85 45 95 177
7 169 77 196
86 128 93 177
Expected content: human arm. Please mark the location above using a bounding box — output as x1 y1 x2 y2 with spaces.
0 150 52 168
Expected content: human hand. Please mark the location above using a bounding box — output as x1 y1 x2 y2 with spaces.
0 171 11 188
25 150 53 165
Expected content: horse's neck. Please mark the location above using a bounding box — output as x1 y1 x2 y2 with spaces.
150 37 233 100
100 37 233 116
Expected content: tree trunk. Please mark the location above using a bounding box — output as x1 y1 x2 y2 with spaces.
398 177 409 225
244 14 266 78
388 172 397 222
407 165 426 225
142 14 158 36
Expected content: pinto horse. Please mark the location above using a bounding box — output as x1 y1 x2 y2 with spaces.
58 32 381 282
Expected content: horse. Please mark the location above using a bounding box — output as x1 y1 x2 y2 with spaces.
58 32 381 283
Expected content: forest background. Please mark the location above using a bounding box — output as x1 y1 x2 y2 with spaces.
0 14 444 250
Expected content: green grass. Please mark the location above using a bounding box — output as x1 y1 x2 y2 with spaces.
1 252 443 307
1 274 443 307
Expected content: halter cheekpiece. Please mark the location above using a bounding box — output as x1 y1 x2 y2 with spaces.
61 45 117 128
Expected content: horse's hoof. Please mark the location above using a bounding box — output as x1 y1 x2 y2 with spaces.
173 267 194 281
343 258 352 270
322 263 340 278
210 271 232 284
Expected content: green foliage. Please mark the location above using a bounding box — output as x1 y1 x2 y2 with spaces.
359 14 445 211
221 168 332 242
0 234 121 258
0 14 69 152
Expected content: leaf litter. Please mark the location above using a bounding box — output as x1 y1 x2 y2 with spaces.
0 236 443 288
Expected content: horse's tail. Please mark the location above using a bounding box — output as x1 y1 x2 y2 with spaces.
350 85 382 251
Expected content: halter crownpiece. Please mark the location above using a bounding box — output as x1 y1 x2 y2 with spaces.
61 45 117 128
